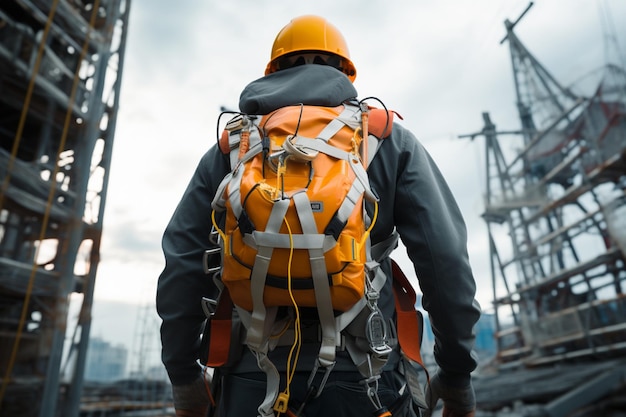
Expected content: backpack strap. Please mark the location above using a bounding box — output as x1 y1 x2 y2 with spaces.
218 114 263 169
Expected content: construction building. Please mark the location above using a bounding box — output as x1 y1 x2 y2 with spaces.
0 1 131 416
462 4 626 416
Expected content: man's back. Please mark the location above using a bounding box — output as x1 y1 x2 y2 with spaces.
157 15 480 417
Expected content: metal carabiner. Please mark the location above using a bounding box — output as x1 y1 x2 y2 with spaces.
366 309 393 356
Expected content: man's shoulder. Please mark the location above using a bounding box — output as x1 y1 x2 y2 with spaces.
381 120 419 152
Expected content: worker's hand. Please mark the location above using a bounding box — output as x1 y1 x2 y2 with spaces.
175 408 208 417
423 371 475 417
172 374 212 417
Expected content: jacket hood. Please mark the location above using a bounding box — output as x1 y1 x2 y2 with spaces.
239 65 358 114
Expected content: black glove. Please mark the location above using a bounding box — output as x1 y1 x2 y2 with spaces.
423 371 475 417
172 374 212 417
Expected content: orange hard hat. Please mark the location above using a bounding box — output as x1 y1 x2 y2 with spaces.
265 15 357 82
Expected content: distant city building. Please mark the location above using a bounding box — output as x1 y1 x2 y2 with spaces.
474 313 496 358
129 364 169 382
84 337 128 382
146 364 169 381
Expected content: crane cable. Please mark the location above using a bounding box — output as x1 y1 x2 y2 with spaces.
0 0 102 405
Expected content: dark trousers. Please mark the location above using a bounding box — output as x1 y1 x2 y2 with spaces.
213 369 416 417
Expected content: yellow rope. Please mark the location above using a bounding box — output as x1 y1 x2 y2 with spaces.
0 0 102 405
275 216 301 415
285 218 302 389
211 210 229 255
359 200 379 250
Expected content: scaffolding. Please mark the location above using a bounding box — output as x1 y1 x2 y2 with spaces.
463 4 626 415
464 1 626 368
0 1 131 416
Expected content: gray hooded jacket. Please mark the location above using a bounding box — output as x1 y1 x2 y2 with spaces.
157 64 480 389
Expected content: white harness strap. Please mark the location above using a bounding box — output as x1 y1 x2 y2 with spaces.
316 103 361 140
293 192 337 366
211 141 262 212
288 136 378 203
246 199 289 417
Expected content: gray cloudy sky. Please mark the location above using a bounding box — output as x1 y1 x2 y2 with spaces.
86 0 626 352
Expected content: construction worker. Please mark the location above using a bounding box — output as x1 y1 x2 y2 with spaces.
157 15 480 417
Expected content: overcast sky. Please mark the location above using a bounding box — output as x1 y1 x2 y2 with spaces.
83 0 626 358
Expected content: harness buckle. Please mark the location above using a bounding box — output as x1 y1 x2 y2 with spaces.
201 297 217 318
203 247 222 275
209 225 221 246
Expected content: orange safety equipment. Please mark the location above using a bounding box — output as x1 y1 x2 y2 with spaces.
265 15 357 82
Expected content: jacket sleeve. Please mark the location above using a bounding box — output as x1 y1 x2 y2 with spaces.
376 124 481 386
156 145 229 385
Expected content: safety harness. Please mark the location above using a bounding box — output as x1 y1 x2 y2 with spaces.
203 102 427 417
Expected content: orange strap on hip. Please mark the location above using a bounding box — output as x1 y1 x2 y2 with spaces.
206 289 234 367
391 259 424 366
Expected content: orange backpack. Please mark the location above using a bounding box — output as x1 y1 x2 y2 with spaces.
214 103 377 312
